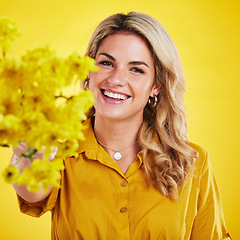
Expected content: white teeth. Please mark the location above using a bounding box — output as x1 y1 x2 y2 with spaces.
103 90 127 100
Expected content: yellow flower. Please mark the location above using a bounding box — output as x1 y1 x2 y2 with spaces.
0 58 24 91
57 139 79 158
0 94 22 116
17 158 64 193
0 58 18 78
0 114 21 147
21 45 56 63
20 46 64 93
0 16 20 55
22 93 50 113
67 53 99 81
63 92 95 121
77 55 99 80
2 165 19 183
0 16 98 191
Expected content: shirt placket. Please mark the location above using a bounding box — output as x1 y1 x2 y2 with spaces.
117 176 130 240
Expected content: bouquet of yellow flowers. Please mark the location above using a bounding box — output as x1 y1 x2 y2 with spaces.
0 16 98 192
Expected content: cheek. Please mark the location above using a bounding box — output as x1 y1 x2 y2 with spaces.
133 78 154 95
89 70 106 83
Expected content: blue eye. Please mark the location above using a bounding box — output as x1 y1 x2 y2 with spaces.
131 68 144 74
99 61 113 67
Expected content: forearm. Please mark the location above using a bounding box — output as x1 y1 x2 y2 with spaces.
12 182 53 203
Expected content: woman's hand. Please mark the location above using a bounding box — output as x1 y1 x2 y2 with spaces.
11 142 58 172
10 142 58 203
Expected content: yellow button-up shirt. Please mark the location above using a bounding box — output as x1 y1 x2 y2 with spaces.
18 118 230 239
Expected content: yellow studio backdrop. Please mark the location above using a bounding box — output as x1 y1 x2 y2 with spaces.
0 0 239 239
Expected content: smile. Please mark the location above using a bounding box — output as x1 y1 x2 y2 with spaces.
101 89 130 100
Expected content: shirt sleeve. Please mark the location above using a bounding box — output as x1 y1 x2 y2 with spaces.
17 186 59 218
190 153 231 239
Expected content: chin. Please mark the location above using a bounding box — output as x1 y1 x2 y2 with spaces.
101 112 124 121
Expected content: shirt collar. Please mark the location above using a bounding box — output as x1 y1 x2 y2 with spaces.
77 117 98 157
77 117 143 177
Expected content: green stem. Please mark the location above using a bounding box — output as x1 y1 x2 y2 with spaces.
0 144 9 147
21 147 37 162
55 94 73 101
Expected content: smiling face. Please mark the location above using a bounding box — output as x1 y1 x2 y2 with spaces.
88 32 160 123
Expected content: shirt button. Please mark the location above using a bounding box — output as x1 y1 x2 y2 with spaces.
120 181 127 187
120 207 127 213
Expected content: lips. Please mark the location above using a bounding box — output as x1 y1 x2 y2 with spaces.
101 89 130 101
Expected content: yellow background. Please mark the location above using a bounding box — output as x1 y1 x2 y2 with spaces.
0 0 239 239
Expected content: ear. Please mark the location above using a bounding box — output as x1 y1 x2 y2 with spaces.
150 84 161 97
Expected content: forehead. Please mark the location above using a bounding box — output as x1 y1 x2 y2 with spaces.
97 32 153 61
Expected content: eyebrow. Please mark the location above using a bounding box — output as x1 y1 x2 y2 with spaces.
99 52 149 68
129 61 149 68
99 52 115 61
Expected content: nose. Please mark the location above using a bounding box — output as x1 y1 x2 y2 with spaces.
107 68 126 87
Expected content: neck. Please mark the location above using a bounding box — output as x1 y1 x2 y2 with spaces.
93 115 142 149
93 115 143 173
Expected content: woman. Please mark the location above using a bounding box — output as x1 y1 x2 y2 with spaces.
12 12 230 239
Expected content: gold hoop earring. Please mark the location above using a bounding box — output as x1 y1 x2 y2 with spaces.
83 79 89 90
148 95 158 108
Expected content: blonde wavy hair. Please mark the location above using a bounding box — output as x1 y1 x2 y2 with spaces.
85 12 198 200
